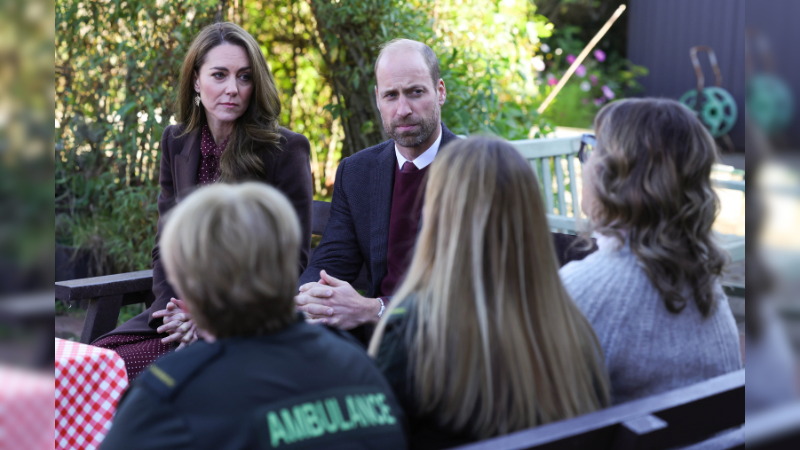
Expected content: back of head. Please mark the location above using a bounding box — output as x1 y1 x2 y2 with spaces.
371 136 609 437
160 183 300 339
586 98 728 316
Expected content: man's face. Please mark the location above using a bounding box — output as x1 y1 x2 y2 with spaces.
375 50 446 149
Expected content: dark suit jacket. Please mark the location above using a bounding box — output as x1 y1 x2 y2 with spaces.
298 123 459 298
98 124 313 339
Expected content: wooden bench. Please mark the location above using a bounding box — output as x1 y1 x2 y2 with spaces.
450 369 744 450
55 200 595 344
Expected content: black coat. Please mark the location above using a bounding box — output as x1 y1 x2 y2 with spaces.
96 124 313 339
298 123 459 298
101 319 408 450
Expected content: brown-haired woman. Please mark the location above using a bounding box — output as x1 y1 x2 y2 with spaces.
369 136 610 449
92 22 313 380
561 98 741 404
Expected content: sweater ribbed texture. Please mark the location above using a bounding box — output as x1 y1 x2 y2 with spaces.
559 237 742 404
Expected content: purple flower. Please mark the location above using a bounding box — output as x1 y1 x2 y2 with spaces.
590 74 598 85
594 49 606 62
601 85 615 100
566 54 576 65
594 98 606 106
583 98 589 105
575 65 586 77
548 76 559 86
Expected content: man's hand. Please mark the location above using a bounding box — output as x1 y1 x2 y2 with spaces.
295 270 381 330
152 298 195 345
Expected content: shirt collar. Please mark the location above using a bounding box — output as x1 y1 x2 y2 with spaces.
394 125 442 170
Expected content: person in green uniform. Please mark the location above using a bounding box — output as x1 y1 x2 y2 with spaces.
101 183 407 450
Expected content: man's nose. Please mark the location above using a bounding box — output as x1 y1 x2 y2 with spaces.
396 96 412 117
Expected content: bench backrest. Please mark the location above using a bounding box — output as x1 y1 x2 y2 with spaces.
451 369 744 450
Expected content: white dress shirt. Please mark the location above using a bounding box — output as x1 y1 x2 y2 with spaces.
394 126 443 170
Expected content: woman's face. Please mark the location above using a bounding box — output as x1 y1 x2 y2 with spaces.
194 43 253 127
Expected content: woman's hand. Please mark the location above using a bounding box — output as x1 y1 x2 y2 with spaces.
152 298 194 345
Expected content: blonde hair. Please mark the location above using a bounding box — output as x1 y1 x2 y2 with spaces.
369 137 609 438
160 183 300 338
175 22 283 182
587 98 728 317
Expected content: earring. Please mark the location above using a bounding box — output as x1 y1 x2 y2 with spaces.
195 94 201 106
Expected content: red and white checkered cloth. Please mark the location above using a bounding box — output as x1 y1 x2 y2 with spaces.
55 338 128 450
0 366 52 449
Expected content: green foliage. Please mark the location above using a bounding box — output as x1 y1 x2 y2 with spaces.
56 0 221 273
537 24 648 128
55 0 644 277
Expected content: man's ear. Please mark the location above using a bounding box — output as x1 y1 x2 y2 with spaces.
438 79 447 105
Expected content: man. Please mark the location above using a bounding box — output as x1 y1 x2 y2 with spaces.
101 183 406 450
295 39 459 334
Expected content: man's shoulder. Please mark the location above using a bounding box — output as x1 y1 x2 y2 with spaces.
341 139 394 167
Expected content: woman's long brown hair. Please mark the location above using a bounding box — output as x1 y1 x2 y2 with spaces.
369 137 610 438
585 98 729 316
175 22 283 182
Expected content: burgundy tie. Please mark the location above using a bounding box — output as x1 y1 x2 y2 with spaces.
402 161 418 173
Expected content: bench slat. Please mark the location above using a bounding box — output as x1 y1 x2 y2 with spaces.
452 370 744 450
55 269 154 302
566 156 580 217
542 158 554 215
554 157 567 216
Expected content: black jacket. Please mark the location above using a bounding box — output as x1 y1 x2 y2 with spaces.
374 299 476 450
102 319 408 450
297 124 459 298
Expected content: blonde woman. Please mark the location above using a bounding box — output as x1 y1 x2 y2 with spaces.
368 136 610 449
561 98 742 405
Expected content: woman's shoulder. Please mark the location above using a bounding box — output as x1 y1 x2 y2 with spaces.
277 126 310 149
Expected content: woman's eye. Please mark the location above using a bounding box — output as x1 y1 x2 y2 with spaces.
212 72 225 79
239 74 252 82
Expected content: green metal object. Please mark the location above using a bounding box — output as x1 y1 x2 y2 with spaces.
679 87 738 138
747 74 794 135
679 46 738 138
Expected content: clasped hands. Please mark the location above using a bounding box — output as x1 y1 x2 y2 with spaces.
152 298 215 350
295 270 381 330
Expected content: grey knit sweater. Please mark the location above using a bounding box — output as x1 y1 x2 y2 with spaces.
559 236 742 405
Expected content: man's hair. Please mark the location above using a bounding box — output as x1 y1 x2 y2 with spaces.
587 98 728 317
374 38 440 87
160 183 300 339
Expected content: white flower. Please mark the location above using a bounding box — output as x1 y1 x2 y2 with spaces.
580 81 591 92
540 43 551 53
531 56 546 72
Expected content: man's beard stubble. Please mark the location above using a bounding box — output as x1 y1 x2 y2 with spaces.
384 103 440 148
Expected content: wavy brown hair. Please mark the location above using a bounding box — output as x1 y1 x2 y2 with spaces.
369 137 609 438
585 98 728 317
175 22 282 182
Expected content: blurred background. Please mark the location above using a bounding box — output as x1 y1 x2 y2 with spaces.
0 0 797 446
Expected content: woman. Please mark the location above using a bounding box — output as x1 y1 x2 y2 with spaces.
561 98 741 405
368 136 610 449
93 22 313 380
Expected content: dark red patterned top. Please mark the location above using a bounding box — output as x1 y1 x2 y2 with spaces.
197 124 230 185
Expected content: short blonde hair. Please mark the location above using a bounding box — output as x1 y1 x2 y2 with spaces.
160 183 300 338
